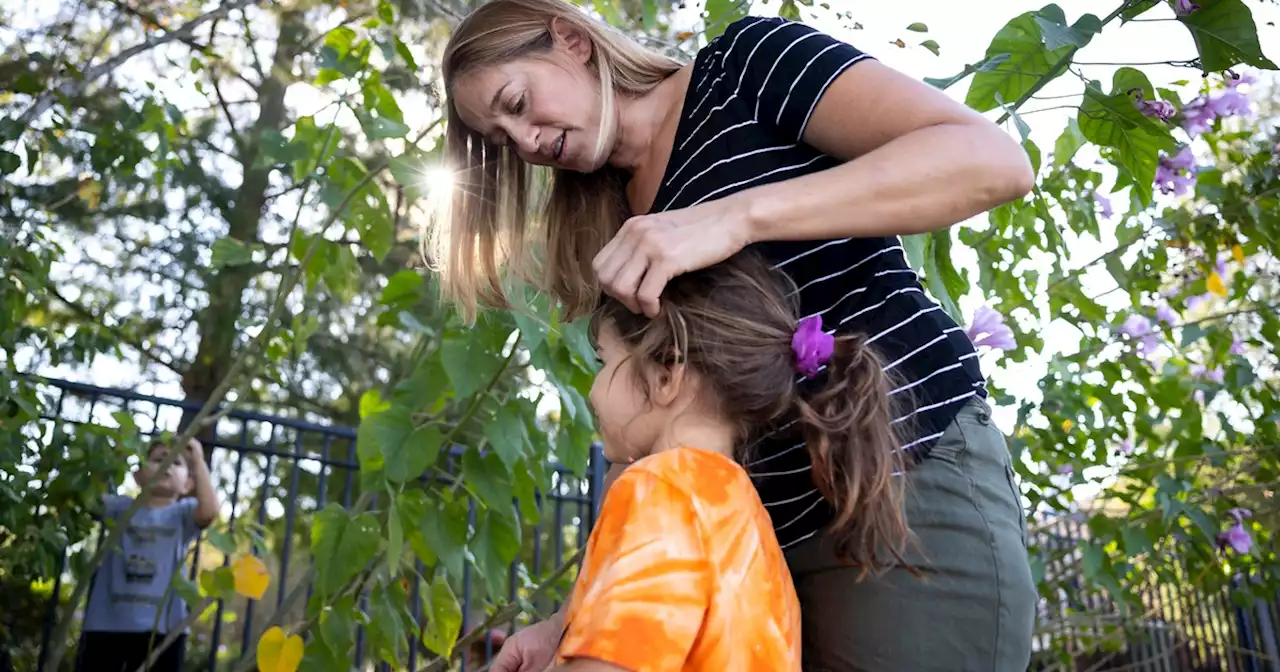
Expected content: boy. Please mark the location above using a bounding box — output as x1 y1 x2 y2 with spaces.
78 437 219 672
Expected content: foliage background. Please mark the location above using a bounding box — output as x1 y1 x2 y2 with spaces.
2 0 1278 669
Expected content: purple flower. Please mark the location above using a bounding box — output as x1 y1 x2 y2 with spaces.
1208 87 1252 118
1228 507 1252 523
966 306 1017 351
1207 366 1224 384
1137 98 1176 121
1118 315 1159 354
1174 0 1200 15
1166 146 1195 171
1226 72 1256 88
1118 438 1134 455
1181 97 1216 136
1156 147 1197 195
1156 304 1179 326
1186 293 1213 312
1230 337 1245 355
1194 389 1206 404
1058 464 1074 475
792 316 835 377
1217 523 1252 555
1093 190 1113 219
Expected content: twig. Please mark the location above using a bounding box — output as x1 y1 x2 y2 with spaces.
417 547 587 672
15 0 261 129
132 597 215 672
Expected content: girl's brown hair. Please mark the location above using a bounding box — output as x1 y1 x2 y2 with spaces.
590 252 911 575
432 0 683 322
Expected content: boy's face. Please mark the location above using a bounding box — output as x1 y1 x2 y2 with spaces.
135 444 192 497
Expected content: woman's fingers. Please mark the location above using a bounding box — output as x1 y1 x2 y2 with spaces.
608 253 651 315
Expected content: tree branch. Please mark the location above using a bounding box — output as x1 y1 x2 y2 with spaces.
16 0 261 128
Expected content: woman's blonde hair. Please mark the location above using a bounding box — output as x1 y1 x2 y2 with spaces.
431 0 682 321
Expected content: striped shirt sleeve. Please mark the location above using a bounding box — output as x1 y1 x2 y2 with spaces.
721 16 874 141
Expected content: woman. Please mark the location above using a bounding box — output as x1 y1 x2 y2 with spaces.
434 1 1037 670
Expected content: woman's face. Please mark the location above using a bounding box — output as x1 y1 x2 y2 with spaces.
450 26 610 173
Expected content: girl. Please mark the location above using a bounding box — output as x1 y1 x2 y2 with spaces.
436 1 1036 669
553 252 902 672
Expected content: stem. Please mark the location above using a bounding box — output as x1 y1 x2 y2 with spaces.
132 597 215 672
417 547 587 672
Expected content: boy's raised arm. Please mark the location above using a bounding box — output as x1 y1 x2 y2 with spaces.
187 439 219 528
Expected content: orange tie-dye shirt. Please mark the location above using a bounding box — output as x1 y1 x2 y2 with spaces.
556 446 801 672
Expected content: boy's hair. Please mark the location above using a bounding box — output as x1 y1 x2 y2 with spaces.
590 251 911 576
146 440 185 466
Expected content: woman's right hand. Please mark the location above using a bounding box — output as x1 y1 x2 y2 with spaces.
489 614 564 672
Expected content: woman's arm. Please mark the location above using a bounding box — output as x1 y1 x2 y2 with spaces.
740 60 1035 243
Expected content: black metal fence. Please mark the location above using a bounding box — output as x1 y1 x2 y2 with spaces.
1030 513 1280 672
29 377 605 672
22 378 1280 672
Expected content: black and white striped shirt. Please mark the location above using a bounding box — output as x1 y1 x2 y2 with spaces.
653 16 989 549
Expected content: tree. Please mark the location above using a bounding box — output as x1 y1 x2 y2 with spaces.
4 0 1279 670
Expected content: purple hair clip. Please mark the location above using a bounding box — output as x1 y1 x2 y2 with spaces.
792 316 834 377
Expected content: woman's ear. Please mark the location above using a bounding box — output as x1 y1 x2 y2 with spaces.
549 17 592 65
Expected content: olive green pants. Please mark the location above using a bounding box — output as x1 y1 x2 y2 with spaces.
786 398 1036 672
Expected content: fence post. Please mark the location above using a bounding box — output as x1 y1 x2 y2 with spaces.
587 442 606 531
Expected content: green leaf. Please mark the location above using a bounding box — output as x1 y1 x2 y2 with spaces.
556 418 596 476
462 448 514 512
922 230 967 324
902 232 928 271
1053 117 1088 167
1179 0 1277 71
1076 77 1177 206
1121 0 1160 21
393 37 418 70
385 423 443 483
362 116 410 140
392 354 449 412
440 320 511 398
380 270 424 305
359 390 391 420
367 579 410 663
592 0 623 25
311 505 382 598
356 406 413 472
1033 6 1102 51
965 12 1071 112
484 403 530 468
705 0 749 40
314 596 357 663
404 491 469 579
641 0 658 30
320 157 394 262
906 22 929 32
925 53 1009 90
198 566 236 600
291 313 319 358
778 0 801 20
1023 138 1042 175
388 148 434 201
471 508 522 593
920 39 941 56
205 527 236 555
420 573 463 657
210 238 254 268
0 150 20 175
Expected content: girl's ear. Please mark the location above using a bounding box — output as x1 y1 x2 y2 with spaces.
647 362 688 409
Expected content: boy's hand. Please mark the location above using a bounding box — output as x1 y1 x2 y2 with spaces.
186 438 204 464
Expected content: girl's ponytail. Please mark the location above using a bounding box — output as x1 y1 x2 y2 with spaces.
795 332 911 576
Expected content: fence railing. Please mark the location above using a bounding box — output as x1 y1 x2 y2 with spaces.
28 377 605 672
21 377 1280 672
1029 513 1280 672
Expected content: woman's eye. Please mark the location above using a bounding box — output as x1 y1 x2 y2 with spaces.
511 95 525 114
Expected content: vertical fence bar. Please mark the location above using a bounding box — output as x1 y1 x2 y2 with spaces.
277 430 305 609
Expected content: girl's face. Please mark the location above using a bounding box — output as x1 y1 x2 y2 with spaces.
135 445 191 497
589 322 663 463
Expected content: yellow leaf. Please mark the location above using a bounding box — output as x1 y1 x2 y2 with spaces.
1232 244 1244 266
675 31 694 40
77 179 101 209
1207 271 1227 297
232 555 270 600
1085 396 1099 407
257 627 304 672
890 38 907 48
1061 419 1074 433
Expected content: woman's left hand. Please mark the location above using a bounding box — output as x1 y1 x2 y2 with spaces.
592 198 752 317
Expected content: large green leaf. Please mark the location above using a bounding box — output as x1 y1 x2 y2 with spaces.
311 506 381 598
1076 73 1177 206
420 573 463 657
471 508 522 594
1179 0 1277 71
965 11 1071 112
1033 5 1102 51
462 447 514 512
355 406 413 473
705 0 749 40
484 402 530 468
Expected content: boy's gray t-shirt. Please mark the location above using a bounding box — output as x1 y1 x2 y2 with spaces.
83 495 200 633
